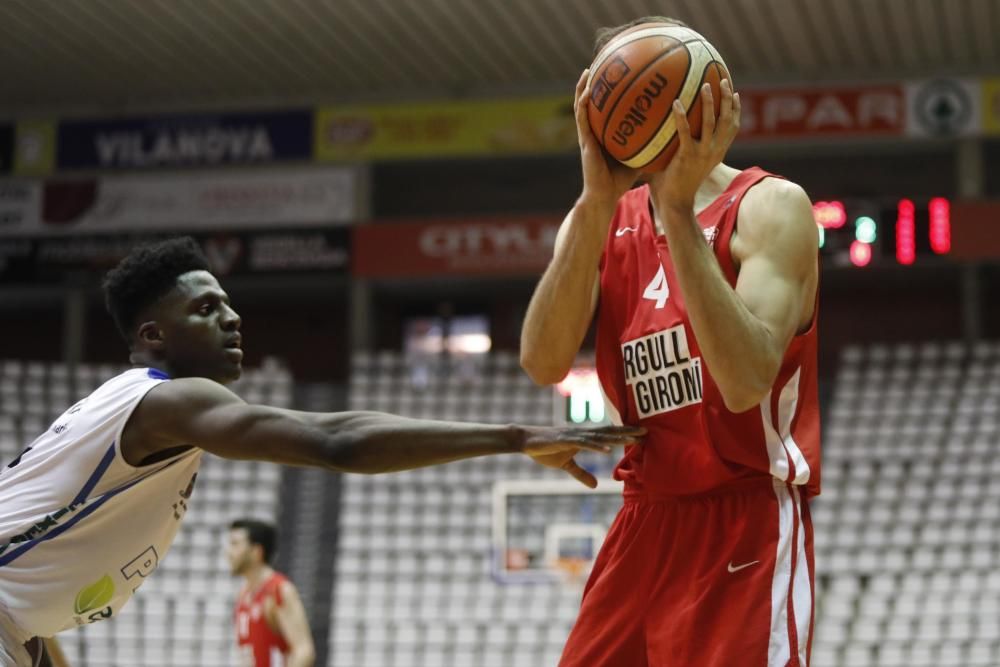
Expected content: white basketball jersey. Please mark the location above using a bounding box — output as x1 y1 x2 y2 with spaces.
0 368 202 639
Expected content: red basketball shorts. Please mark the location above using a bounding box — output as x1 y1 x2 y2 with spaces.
559 478 814 667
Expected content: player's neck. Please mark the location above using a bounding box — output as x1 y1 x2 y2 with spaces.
693 163 742 214
242 563 274 592
650 163 743 235
129 350 171 377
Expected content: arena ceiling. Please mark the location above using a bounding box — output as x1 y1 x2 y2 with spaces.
0 0 997 117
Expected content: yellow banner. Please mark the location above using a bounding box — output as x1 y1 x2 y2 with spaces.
314 97 576 160
983 79 1000 135
14 120 55 175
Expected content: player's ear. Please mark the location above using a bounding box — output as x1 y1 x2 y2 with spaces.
136 321 164 350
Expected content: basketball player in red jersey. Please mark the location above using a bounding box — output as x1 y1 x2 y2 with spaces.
228 519 315 667
521 16 821 667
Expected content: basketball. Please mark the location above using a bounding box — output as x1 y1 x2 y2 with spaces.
586 24 731 173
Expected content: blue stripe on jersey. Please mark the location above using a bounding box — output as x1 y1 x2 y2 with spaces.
0 475 145 567
147 369 170 380
71 442 117 506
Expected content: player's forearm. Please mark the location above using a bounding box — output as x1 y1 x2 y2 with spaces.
318 411 523 474
661 205 782 411
521 199 612 384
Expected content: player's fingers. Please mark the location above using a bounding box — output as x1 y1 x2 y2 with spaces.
730 91 742 140
717 79 733 136
562 459 598 488
574 71 585 111
593 425 647 437
575 71 600 148
673 100 692 152
587 431 643 446
700 83 715 141
571 440 614 453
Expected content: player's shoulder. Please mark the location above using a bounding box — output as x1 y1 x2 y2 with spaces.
743 176 811 216
131 376 242 430
738 176 815 242
270 573 303 607
143 376 236 404
273 572 297 592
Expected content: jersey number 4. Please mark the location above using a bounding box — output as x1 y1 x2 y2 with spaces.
643 264 670 309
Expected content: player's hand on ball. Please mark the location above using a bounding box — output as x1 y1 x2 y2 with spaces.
652 79 741 212
520 425 645 488
575 69 641 212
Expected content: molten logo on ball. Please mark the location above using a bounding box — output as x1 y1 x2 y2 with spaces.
611 72 669 147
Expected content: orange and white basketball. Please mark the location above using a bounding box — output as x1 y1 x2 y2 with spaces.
586 24 731 173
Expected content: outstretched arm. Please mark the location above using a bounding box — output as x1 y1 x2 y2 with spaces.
125 378 643 487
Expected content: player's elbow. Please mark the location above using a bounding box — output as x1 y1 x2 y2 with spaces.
321 429 376 474
717 369 776 413
321 413 404 474
520 350 569 386
720 386 767 414
293 644 316 666
719 336 786 413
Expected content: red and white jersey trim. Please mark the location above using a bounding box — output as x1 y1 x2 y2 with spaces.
761 368 811 485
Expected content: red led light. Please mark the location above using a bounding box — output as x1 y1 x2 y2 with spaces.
896 199 916 265
850 240 872 267
813 201 847 229
929 197 951 254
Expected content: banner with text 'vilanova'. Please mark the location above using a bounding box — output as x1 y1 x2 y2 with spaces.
57 110 312 170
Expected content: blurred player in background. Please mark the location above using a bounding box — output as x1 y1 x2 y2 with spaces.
0 237 643 666
227 519 314 667
521 16 821 667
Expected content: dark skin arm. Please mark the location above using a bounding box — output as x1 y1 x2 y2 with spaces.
121 378 644 488
23 638 69 667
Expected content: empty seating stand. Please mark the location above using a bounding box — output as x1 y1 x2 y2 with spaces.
336 344 1000 667
812 341 1000 667
332 352 600 667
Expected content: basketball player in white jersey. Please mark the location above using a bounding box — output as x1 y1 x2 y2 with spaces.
0 237 643 666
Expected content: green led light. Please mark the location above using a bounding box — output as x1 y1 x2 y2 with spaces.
855 216 877 244
817 225 825 248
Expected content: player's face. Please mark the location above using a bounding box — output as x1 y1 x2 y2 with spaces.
154 271 243 384
227 529 253 575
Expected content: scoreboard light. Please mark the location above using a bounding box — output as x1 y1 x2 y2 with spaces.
855 216 877 244
813 201 847 229
896 199 916 265
849 240 872 267
928 197 951 254
817 196 953 266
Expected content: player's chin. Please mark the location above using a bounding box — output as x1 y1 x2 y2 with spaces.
215 360 243 384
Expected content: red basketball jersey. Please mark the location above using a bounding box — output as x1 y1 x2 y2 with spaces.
235 572 291 667
596 167 821 496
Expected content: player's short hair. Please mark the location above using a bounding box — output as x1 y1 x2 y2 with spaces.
593 16 690 57
102 237 211 345
231 519 278 564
